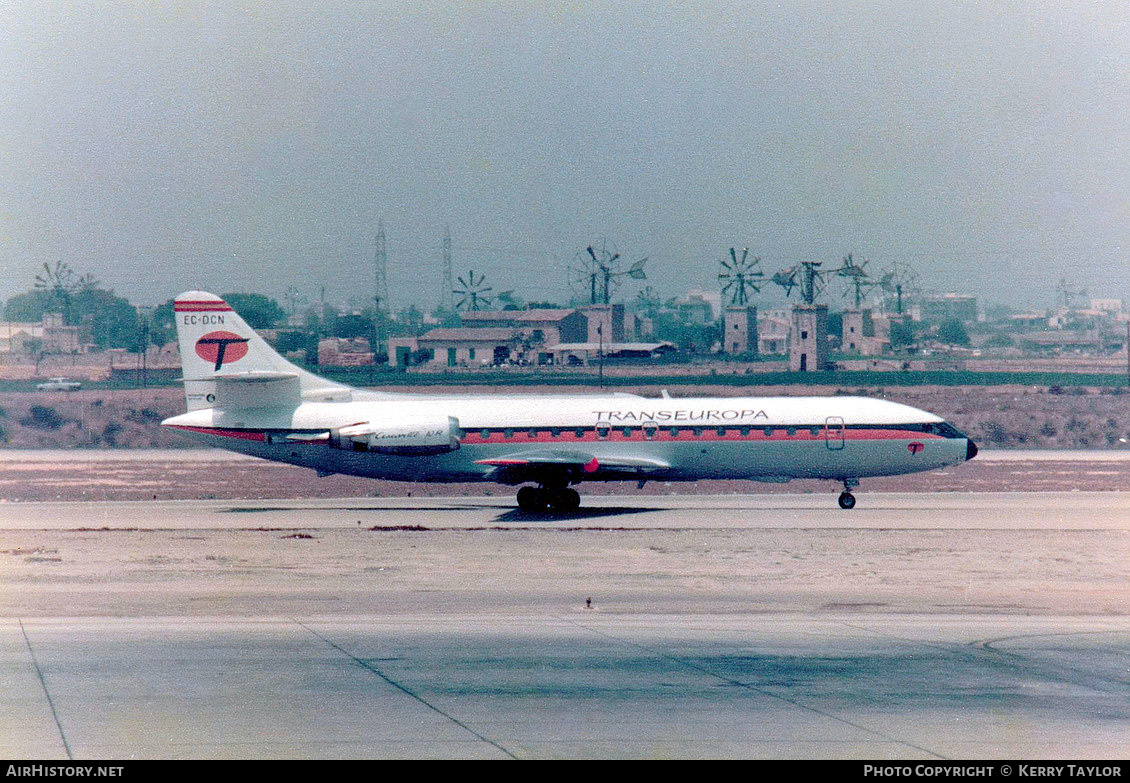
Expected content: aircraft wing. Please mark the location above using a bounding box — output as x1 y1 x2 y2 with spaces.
475 449 671 479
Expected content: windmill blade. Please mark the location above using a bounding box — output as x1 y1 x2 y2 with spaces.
772 269 798 296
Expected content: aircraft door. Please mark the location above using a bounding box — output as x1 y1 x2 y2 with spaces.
824 416 845 450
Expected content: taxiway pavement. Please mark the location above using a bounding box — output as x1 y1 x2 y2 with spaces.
1 493 1127 759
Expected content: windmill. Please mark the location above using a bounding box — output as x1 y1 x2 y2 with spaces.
877 262 919 315
569 239 646 305
718 248 764 306
834 254 873 309
1056 278 1088 310
34 261 96 323
453 270 494 311
772 261 828 305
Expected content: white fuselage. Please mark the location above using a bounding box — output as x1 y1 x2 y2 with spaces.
163 392 973 485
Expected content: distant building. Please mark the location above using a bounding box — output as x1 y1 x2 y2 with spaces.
577 304 634 343
758 313 790 355
549 341 676 366
1018 330 1122 355
462 308 589 349
841 309 890 356
673 291 715 325
790 304 829 372
919 294 978 324
1091 298 1123 314
722 306 758 356
409 327 516 367
0 314 84 355
318 337 374 366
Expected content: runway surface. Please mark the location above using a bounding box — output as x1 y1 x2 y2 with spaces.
1 493 1127 759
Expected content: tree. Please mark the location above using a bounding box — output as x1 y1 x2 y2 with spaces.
4 290 52 322
7 265 140 349
653 313 719 354
889 320 917 349
936 319 971 346
220 293 286 329
331 312 373 339
150 300 176 346
34 261 97 324
72 288 139 349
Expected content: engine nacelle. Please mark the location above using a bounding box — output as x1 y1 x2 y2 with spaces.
330 415 461 456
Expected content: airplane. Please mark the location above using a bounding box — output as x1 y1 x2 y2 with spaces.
162 291 978 511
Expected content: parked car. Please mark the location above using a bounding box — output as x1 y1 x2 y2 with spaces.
35 377 82 391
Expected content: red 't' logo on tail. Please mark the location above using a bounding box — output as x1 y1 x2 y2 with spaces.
195 331 250 371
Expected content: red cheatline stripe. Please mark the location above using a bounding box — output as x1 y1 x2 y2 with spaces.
174 301 234 312
167 425 265 442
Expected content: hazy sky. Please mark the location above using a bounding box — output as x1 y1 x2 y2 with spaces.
3 1 1129 312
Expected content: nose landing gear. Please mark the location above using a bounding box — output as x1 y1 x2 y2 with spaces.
838 478 859 510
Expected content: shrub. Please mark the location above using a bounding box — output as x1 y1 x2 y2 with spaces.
21 405 66 429
102 421 123 446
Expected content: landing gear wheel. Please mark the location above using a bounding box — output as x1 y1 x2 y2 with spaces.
517 486 546 512
838 491 856 510
551 487 580 512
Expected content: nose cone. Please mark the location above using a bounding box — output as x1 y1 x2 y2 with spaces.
966 439 979 461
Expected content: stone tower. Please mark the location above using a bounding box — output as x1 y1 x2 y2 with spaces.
789 304 828 372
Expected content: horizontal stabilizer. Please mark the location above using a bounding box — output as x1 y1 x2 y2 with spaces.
184 371 300 383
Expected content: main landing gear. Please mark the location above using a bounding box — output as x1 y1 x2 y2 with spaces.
838 478 859 510
516 485 581 513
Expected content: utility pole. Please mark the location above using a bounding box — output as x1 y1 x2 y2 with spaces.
442 225 454 314
598 321 604 389
373 220 388 314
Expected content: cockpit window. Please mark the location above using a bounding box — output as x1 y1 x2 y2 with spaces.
920 422 966 438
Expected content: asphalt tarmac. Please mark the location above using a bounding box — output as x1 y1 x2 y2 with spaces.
1 493 1127 759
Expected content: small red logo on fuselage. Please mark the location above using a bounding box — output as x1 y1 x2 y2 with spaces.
195 331 249 371
908 442 924 455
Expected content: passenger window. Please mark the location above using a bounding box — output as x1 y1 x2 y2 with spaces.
596 423 610 439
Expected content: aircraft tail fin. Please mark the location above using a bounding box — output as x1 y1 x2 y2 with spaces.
173 291 348 411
